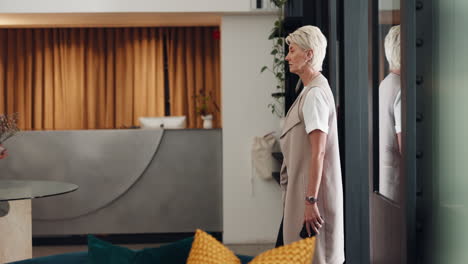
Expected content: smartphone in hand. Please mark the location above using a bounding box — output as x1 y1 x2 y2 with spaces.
300 223 316 238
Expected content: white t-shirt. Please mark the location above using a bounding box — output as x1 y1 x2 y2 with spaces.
393 90 401 134
300 86 400 135
300 87 329 134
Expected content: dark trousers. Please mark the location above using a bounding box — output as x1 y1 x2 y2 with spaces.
275 217 284 248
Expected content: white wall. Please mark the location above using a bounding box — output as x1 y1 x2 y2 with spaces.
221 15 283 244
0 0 251 13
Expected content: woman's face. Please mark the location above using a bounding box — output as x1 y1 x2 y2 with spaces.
285 43 312 74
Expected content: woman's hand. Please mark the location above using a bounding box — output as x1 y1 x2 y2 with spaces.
304 203 324 235
304 130 326 236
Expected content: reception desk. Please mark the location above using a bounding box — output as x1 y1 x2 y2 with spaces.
0 129 222 236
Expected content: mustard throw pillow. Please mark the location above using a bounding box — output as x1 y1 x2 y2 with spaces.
186 229 241 264
186 229 316 264
248 235 316 264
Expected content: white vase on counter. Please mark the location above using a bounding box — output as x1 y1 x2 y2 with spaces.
201 114 213 129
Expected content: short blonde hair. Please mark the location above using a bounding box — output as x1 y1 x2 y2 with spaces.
285 25 327 72
384 25 401 71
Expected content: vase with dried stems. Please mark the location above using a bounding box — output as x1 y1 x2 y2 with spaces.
0 113 20 158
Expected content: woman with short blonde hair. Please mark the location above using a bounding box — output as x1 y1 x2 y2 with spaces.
285 26 327 72
277 25 344 264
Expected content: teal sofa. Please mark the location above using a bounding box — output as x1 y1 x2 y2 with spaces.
8 251 88 264
8 251 254 264
8 236 254 264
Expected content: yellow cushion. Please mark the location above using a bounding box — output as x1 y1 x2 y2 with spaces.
248 236 316 264
186 229 240 264
186 229 316 264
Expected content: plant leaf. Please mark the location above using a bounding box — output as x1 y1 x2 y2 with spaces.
260 66 268 73
268 31 276 40
271 92 285 98
271 0 280 8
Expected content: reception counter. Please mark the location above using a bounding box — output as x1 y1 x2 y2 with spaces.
0 129 222 236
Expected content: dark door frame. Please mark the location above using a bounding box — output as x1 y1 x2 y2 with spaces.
342 0 417 263
414 0 434 263
401 0 417 263
342 0 371 263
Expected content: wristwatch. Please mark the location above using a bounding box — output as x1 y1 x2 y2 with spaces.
305 196 319 204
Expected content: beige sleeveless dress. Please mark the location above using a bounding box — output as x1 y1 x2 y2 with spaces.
279 74 344 264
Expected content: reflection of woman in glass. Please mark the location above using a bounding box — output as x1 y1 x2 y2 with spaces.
379 25 401 202
277 25 344 264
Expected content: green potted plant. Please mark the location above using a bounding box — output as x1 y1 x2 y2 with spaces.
261 0 288 118
0 112 19 158
194 91 220 129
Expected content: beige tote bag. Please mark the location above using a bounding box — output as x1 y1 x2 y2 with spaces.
251 132 278 181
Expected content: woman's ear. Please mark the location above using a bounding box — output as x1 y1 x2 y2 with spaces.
307 49 314 62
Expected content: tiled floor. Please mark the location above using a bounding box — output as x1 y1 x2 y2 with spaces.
33 243 275 259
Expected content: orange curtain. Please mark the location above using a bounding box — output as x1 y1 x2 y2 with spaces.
165 27 221 128
0 28 165 130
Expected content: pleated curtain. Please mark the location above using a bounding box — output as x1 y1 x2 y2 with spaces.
165 27 221 128
0 26 219 130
